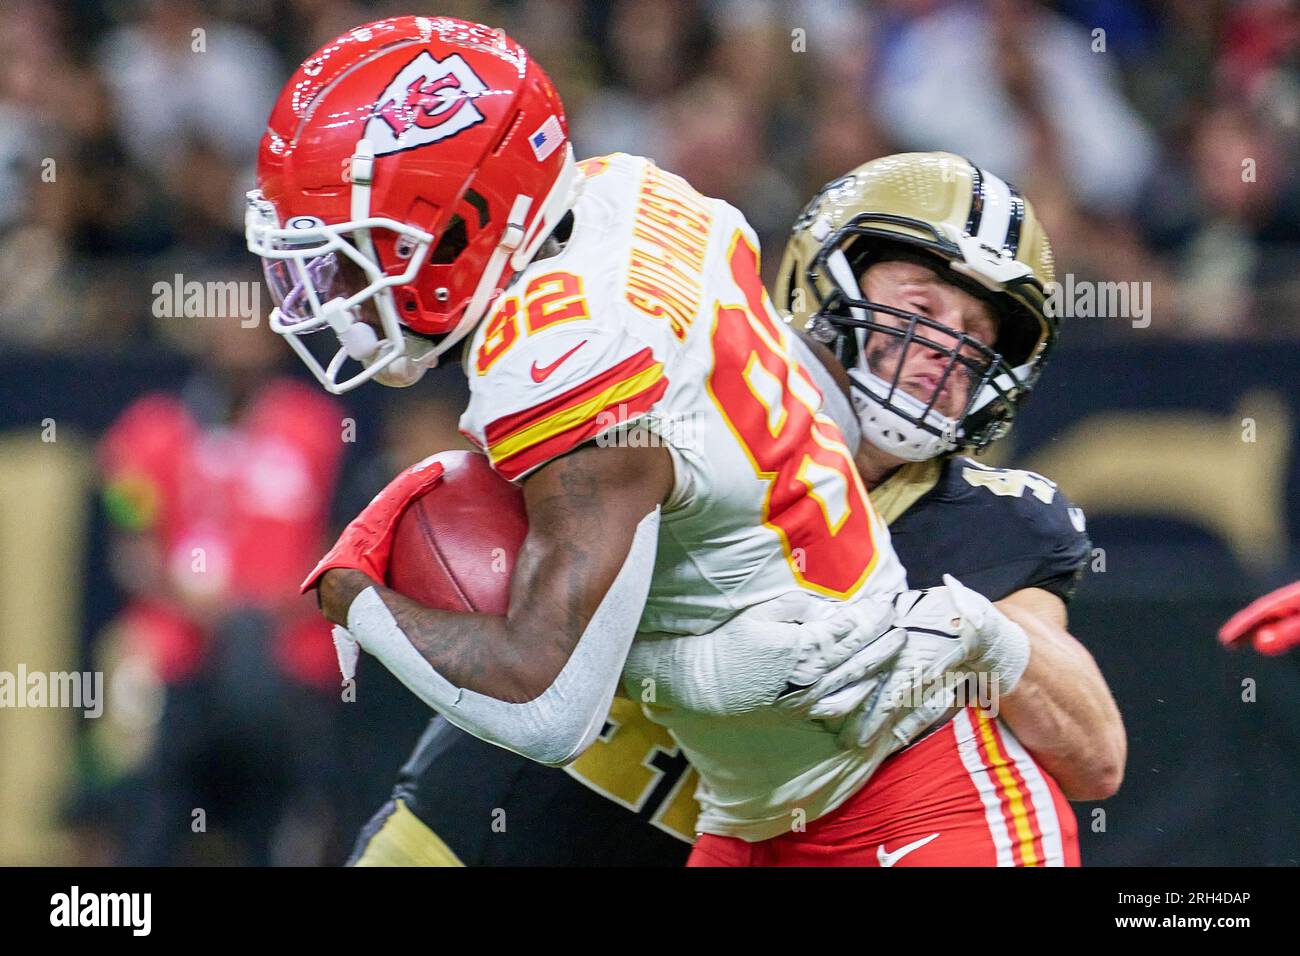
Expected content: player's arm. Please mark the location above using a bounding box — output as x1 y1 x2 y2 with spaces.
315 442 673 765
994 587 1126 801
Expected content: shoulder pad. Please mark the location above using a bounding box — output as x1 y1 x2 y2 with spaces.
948 458 1092 601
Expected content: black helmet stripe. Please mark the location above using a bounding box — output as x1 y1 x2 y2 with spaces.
964 159 985 236
1004 185 1025 258
966 161 1020 255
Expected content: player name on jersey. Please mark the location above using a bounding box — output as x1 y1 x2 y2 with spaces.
626 162 713 340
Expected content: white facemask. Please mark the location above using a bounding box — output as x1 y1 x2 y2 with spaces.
847 363 961 462
339 320 438 389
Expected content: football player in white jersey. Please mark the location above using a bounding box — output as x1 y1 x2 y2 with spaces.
246 16 1032 844
344 154 1125 868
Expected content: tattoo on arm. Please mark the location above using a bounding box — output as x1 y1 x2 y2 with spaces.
338 443 673 702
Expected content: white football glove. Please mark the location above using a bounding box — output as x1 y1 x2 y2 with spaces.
332 625 360 683
773 594 907 719
622 592 904 719
838 574 1030 751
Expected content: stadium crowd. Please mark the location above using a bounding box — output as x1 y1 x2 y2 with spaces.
1 0 1298 351
1 0 1297 865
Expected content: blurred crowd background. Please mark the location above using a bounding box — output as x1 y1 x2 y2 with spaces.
2 0 1299 348
1 0 1298 867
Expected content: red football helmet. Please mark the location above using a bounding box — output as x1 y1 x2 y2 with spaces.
246 16 575 393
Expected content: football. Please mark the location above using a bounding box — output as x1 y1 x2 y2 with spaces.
385 450 528 615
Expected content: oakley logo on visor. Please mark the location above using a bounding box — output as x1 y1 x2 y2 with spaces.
367 51 487 155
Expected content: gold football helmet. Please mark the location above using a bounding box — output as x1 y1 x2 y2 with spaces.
776 152 1057 458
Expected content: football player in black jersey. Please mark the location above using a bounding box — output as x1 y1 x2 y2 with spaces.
348 153 1125 866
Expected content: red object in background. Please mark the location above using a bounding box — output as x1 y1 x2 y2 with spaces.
385 451 527 615
1219 581 1300 656
116 601 207 685
99 378 345 687
1220 2 1300 95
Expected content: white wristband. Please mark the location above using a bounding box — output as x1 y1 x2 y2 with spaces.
978 618 1030 696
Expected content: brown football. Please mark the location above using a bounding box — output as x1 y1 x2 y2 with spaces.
385 451 527 614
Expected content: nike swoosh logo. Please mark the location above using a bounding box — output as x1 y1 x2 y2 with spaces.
876 832 940 867
530 340 588 383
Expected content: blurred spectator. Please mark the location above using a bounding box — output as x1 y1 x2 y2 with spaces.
93 317 348 864
506 0 603 119
0 1 84 345
1175 98 1300 336
1 0 1295 347
282 0 380 64
573 0 710 161
874 0 1158 216
661 77 801 248
96 0 279 182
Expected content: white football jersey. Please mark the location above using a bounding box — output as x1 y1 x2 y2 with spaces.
459 153 907 840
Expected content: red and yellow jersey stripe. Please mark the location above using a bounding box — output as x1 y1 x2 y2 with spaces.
483 347 669 481
955 706 1072 866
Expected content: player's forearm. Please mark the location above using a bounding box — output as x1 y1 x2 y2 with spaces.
995 601 1126 801
320 502 661 765
319 568 572 701
317 445 669 763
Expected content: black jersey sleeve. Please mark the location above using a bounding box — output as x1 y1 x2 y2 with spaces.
953 459 1092 602
1017 482 1092 603
888 458 1092 604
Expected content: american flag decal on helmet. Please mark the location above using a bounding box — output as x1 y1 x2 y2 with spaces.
529 116 563 161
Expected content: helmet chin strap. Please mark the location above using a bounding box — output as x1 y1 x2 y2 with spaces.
374 331 439 388
847 367 959 461
334 313 437 389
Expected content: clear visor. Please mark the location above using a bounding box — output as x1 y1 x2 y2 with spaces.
264 254 342 322
245 190 434 393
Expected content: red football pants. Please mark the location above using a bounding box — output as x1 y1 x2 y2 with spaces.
689 706 1080 866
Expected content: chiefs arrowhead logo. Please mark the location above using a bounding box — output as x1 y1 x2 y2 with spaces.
366 51 488 156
